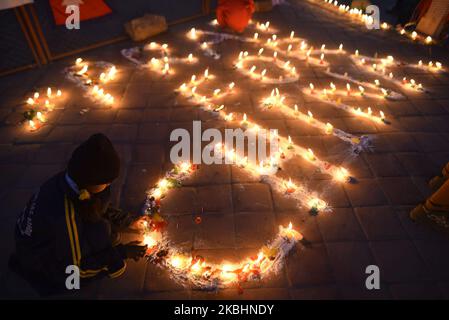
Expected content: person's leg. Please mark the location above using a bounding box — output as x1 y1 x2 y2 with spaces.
410 178 449 221
429 162 449 191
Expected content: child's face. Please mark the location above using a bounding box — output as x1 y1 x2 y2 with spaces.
86 184 110 194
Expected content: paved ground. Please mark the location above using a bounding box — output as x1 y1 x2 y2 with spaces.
1 1 449 300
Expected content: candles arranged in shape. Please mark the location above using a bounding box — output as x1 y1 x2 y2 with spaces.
71 58 116 105
25 87 63 131
312 0 434 45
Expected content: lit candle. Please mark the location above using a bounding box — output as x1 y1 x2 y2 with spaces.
309 83 315 94
241 113 248 126
411 31 417 40
228 82 235 91
346 83 351 96
250 65 256 74
339 43 343 52
56 89 62 97
290 31 295 39
163 63 169 75
307 110 313 121
334 167 349 182
169 255 189 269
34 92 39 99
285 178 296 194
358 86 365 96
325 122 333 134
47 87 52 98
254 32 259 40
26 98 34 105
77 64 88 75
306 148 315 161
189 28 197 39
287 135 293 149
280 222 303 241
36 111 45 123
29 120 36 131
204 68 209 80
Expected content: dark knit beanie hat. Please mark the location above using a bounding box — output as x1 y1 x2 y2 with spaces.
68 133 120 188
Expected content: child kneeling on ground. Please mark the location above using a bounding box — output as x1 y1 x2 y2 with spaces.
10 133 147 295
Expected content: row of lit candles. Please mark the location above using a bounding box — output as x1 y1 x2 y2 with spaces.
142 222 301 284
73 58 116 105
177 69 352 183
318 0 434 45
262 88 369 147
306 83 386 123
26 87 64 131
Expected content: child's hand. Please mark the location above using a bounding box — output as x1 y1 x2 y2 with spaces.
129 216 149 231
121 241 148 261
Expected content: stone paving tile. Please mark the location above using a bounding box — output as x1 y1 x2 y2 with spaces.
0 188 35 221
343 179 388 207
310 180 351 208
395 153 439 177
183 164 231 186
363 153 407 177
354 206 407 241
234 212 277 248
286 244 334 287
413 240 449 282
196 184 233 214
144 263 187 293
325 241 375 286
383 132 421 152
193 214 236 249
160 187 197 215
369 240 432 283
317 208 365 242
413 133 449 153
131 144 166 165
378 177 424 205
232 183 273 212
